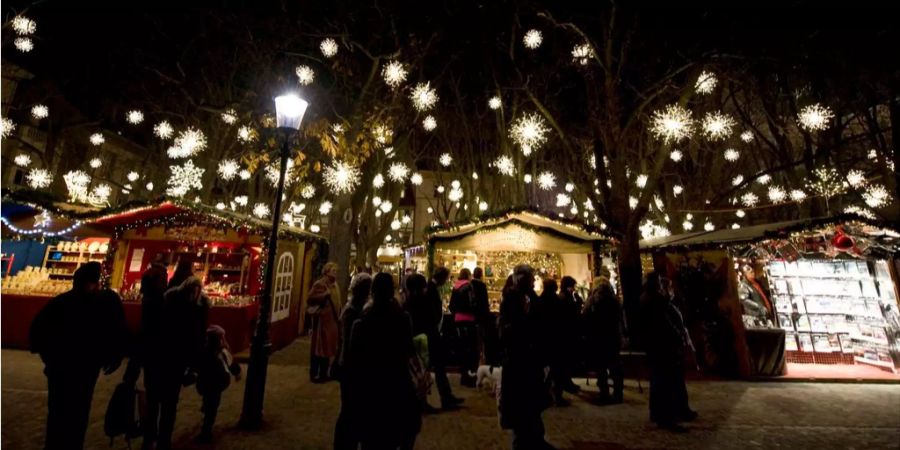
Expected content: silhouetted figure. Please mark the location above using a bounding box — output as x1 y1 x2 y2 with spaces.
583 275 624 403
347 273 421 449
642 272 696 432
155 276 210 449
407 267 462 410
334 273 372 450
472 267 498 366
307 262 342 383
557 276 583 397
450 268 479 387
30 262 129 450
167 259 194 289
532 278 572 406
194 325 241 443
499 265 554 450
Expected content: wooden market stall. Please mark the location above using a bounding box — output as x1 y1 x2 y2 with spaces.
422 209 613 312
640 215 900 380
2 197 325 353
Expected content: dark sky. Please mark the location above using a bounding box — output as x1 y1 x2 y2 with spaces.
4 0 898 122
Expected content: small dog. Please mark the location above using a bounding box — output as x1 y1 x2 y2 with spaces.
468 365 502 395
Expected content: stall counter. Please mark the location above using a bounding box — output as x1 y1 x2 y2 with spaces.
2 294 259 353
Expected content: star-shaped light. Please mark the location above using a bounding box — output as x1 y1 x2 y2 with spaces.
650 104 694 143
510 113 550 154
253 203 271 219
295 65 315 85
382 61 408 88
410 173 423 186
523 29 543 49
153 121 174 139
701 111 735 141
724 148 740 161
217 159 240 181
695 71 717 95
126 110 144 124
410 82 439 111
798 103 834 131
31 105 48 119
14 154 31 167
537 172 556 190
320 38 339 58
26 168 52 189
489 96 502 110
323 160 361 195
90 133 105 146
422 115 437 131
388 162 410 182
439 153 453 167
166 160 205 198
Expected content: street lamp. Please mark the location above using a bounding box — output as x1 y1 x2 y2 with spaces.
240 93 308 429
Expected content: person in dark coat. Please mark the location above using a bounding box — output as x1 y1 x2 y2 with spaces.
642 271 697 432
557 276 583 396
498 264 554 450
194 325 241 444
122 261 170 450
155 276 210 449
167 259 194 290
346 273 421 450
29 262 130 450
449 268 479 387
334 272 372 450
531 278 573 406
583 275 624 403
471 267 498 366
406 266 462 410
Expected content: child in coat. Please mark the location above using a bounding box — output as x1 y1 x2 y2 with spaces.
195 325 241 443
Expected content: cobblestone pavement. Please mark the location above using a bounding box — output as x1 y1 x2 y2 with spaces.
3 338 899 449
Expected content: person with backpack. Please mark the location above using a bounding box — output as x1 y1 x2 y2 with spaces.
449 268 479 388
194 325 241 443
30 262 130 450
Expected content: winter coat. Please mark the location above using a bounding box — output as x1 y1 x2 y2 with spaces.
196 347 240 395
346 299 421 445
470 279 491 322
643 291 689 369
449 280 476 322
162 277 210 370
407 281 444 338
307 277 341 358
498 288 549 429
30 288 130 375
583 282 624 361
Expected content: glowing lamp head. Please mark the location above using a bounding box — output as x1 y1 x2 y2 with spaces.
274 94 309 130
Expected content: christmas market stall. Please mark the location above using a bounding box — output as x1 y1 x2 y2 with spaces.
640 215 900 380
2 197 324 353
421 209 614 312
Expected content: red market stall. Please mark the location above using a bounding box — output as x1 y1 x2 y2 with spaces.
2 197 325 353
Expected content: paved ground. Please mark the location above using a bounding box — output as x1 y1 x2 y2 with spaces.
3 338 899 449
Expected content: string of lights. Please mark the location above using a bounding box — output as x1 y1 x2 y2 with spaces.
1 216 82 237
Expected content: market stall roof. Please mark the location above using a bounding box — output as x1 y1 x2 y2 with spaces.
640 214 900 252
426 209 609 253
2 191 324 243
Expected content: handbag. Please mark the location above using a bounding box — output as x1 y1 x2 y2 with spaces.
408 351 433 402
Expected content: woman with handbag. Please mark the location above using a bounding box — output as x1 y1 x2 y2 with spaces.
306 262 342 383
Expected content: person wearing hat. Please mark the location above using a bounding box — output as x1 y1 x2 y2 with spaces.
30 261 130 450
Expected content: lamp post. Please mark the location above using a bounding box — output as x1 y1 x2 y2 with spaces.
240 93 308 429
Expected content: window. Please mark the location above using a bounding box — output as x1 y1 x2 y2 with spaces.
272 252 294 321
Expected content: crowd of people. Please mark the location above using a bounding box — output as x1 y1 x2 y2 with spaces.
27 256 696 450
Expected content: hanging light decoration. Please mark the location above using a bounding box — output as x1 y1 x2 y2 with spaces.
523 29 543 49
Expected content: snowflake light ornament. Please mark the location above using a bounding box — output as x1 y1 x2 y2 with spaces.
741 192 759 207
523 29 543 49
798 103 834 131
767 185 787 203
489 96 502 110
63 170 91 202
673 185 684 196
846 169 866 188
14 38 33 52
127 171 139 182
323 160 361 195
704 221 715 231
447 188 463 202
252 203 271 219
166 160 205 198
731 175 744 186
862 184 892 208
701 111 736 141
295 65 315 85
439 153 453 167
90 133 105 146
695 71 718 95
173 128 207 157
790 189 807 202
571 43 595 65
493 155 516 176
479 201 488 211
91 184 112 204
89 158 102 168
736 209 746 218
410 173 423 186
1 117 16 139
537 172 556 190
724 148 740 162
12 16 37 35
217 159 240 181
670 150 683 162
635 174 648 188
265 159 296 187
509 113 549 154
301 184 316 199
126 110 144 124
320 38 339 58
524 174 532 184
220 109 237 124
650 104 694 143
373 174 385 188
235 195 248 206
153 121 174 139
14 154 31 167
410 82 438 111
682 220 694 231
422 115 437 131
31 105 48 119
26 168 52 189
556 193 571 207
319 201 333 215
740 130 754 142
237 125 256 143
756 174 771 185
239 169 251 180
382 61 408 88
388 162 410 182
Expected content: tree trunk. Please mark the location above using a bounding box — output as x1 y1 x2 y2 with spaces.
616 225 644 350
326 195 355 302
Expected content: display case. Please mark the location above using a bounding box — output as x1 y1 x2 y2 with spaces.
766 259 899 371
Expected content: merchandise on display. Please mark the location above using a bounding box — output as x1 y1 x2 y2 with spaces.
1 266 70 296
